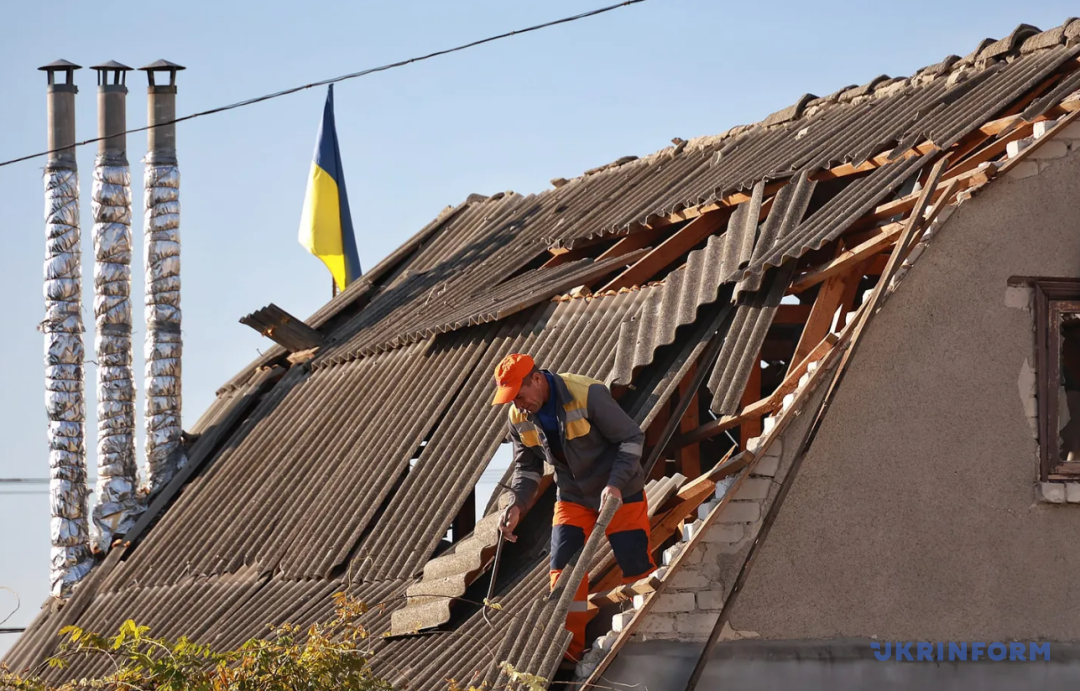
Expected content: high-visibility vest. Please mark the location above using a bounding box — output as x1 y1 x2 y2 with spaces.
508 372 598 448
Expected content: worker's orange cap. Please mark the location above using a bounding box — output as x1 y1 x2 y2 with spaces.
492 353 535 405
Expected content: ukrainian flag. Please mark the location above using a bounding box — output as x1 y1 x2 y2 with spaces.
298 84 361 292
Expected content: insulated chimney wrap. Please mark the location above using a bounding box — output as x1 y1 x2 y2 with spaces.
141 61 185 491
90 62 142 551
39 60 92 597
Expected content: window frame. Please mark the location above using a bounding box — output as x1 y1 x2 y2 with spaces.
1029 278 1080 481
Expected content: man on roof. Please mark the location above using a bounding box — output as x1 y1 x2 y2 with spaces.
492 353 655 662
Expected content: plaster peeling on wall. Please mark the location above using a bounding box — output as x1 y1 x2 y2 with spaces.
1005 285 1034 310
718 621 761 642
1019 358 1039 439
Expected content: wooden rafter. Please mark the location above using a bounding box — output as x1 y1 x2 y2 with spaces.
855 162 990 229
598 97 1080 255
655 181 786 227
676 364 701 478
675 397 773 449
541 235 612 268
943 123 1034 183
594 225 669 263
740 353 763 442
861 254 888 278
789 251 863 365
810 141 933 181
674 334 837 448
834 261 870 331
599 210 730 292
774 303 813 324
644 401 672 480
767 334 839 411
788 221 903 293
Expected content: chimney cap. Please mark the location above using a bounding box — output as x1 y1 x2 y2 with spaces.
39 59 81 87
90 60 132 87
139 59 185 87
139 59 186 72
90 60 133 71
38 59 82 71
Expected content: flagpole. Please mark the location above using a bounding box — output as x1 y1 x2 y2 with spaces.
332 276 338 299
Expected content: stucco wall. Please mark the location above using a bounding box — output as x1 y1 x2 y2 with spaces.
727 146 1080 642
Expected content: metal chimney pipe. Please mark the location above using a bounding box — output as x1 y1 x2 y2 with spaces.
38 59 92 597
89 61 141 552
139 60 185 492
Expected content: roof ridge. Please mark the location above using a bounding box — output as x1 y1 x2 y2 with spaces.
541 17 1078 190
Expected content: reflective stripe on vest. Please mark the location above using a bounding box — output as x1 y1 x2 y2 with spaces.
509 414 542 448
559 373 599 441
506 372 604 445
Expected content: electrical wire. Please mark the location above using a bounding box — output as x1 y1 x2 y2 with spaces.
0 0 651 169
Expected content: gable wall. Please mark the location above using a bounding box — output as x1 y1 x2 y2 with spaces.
726 139 1080 642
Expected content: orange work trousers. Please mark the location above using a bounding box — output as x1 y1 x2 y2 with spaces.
549 490 655 662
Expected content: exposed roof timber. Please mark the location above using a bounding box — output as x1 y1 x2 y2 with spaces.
861 253 889 278
855 161 992 228
773 303 813 324
789 257 863 365
997 104 1080 175
652 180 788 229
673 332 837 448
598 208 733 292
588 572 663 608
633 62 1080 244
789 221 904 293
676 363 702 478
641 305 735 477
809 141 934 180
594 225 670 263
666 174 967 682
943 120 1036 181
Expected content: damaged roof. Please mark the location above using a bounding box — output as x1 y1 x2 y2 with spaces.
8 17 1080 689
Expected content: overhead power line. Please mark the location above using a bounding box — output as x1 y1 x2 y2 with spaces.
0 0 651 169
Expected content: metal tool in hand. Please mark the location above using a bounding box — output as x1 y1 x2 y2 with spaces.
484 511 510 628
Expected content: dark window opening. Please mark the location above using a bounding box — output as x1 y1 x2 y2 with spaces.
1024 278 1080 481
1053 305 1080 464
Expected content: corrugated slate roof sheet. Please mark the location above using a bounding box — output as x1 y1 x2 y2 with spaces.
9 18 1080 688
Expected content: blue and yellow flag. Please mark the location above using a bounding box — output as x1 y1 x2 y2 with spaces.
298 84 361 292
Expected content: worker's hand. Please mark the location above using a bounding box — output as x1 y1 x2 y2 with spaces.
601 485 622 506
499 504 521 543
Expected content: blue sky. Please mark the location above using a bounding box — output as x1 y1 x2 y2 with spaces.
1 0 1076 657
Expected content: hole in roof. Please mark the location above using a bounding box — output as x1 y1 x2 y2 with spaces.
476 442 513 518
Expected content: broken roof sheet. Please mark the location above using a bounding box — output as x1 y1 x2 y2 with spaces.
8 17 1080 689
